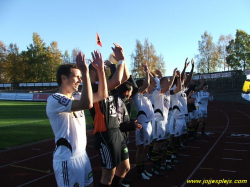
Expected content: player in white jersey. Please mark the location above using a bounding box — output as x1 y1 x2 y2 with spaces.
132 64 156 180
197 83 214 135
150 68 178 175
46 51 108 187
186 77 205 140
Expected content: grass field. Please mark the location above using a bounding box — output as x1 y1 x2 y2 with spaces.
0 100 94 150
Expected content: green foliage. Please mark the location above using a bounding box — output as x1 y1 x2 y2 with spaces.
196 31 220 73
0 33 63 83
130 39 165 79
226 29 250 71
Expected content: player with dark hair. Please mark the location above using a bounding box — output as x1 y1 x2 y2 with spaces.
132 64 157 180
46 51 107 187
150 68 178 175
89 43 130 187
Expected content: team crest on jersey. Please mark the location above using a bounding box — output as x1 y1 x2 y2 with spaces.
59 96 70 106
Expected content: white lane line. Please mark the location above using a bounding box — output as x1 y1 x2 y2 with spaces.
225 142 250 145
181 109 229 187
224 149 247 152
0 152 53 169
222 157 242 161
234 109 250 119
17 173 54 187
11 138 136 187
0 138 94 168
220 169 236 173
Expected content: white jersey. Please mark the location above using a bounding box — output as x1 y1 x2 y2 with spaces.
197 90 213 108
171 84 188 119
132 92 154 122
46 92 87 161
153 88 171 121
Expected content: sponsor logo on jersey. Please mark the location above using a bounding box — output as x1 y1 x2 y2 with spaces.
124 147 128 154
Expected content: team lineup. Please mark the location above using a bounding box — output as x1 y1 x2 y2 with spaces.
46 43 214 187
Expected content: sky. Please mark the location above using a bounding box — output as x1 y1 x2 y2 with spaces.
1 0 250 76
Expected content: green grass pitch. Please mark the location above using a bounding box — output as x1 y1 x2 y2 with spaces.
0 100 94 150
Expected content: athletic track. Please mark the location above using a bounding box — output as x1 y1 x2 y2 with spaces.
0 101 249 187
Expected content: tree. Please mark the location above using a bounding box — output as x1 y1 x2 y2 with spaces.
71 48 81 64
196 31 220 73
217 34 233 71
0 41 7 83
63 50 70 63
226 29 250 71
130 39 165 79
5 43 24 83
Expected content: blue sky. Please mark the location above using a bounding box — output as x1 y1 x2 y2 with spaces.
1 0 250 76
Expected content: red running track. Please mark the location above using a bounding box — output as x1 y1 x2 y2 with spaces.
0 101 249 187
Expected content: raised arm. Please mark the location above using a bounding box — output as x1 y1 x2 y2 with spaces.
107 43 127 91
147 67 157 94
209 91 214 101
161 68 177 93
89 51 108 103
195 76 205 91
184 58 194 88
138 65 150 94
173 70 182 94
71 53 93 111
181 58 189 82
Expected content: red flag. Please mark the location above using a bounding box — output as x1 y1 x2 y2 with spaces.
96 32 102 47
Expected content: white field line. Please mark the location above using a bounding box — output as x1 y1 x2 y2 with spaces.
181 109 229 187
224 149 247 152
15 138 136 186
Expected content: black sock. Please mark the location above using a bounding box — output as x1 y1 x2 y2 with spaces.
157 150 163 166
166 145 173 162
151 150 159 168
111 175 123 187
148 141 154 157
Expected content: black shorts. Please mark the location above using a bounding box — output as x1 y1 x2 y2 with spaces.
94 129 129 169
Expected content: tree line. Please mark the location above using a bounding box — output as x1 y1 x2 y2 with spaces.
0 30 249 83
196 29 250 73
0 33 83 83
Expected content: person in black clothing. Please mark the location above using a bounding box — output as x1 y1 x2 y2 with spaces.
88 43 130 187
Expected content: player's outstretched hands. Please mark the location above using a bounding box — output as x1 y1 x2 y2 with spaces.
104 60 113 68
185 58 190 67
135 120 142 130
156 69 163 78
176 70 181 77
173 68 177 76
142 63 149 73
191 58 194 67
210 91 214 97
76 52 88 73
90 50 104 71
111 43 125 62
